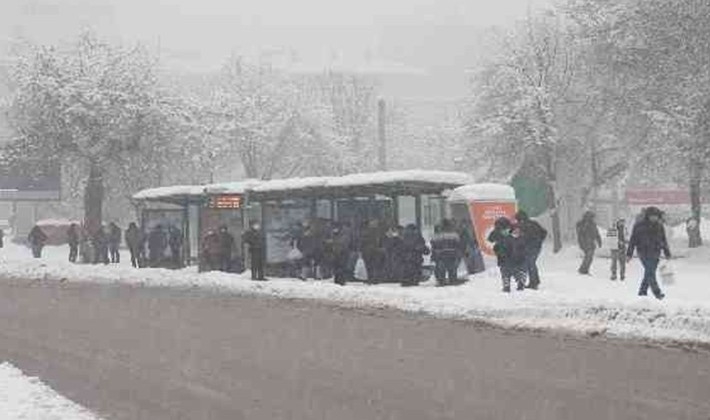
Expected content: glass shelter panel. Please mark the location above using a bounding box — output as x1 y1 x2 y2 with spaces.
263 200 311 264
397 196 417 227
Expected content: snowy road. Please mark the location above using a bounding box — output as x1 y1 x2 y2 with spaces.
0 279 709 420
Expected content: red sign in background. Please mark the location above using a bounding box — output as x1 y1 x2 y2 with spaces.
468 201 518 256
625 189 710 205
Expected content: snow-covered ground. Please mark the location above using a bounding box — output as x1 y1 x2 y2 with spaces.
0 362 101 419
2 235 710 346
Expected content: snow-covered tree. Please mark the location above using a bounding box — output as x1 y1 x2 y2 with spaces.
466 10 581 252
4 31 174 233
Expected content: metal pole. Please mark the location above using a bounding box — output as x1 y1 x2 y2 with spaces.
378 98 386 171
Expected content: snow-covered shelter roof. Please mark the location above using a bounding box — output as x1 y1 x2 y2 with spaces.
203 179 263 195
132 185 207 203
133 170 475 203
248 170 474 199
448 183 517 202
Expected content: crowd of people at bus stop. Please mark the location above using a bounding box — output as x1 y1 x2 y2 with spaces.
18 205 676 298
25 222 185 269
275 217 486 287
230 217 485 287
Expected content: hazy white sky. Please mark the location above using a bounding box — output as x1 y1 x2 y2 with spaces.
3 0 550 69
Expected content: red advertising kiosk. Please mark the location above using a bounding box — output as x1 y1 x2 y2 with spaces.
448 184 518 257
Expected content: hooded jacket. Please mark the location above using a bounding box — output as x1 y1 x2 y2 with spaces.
627 207 671 259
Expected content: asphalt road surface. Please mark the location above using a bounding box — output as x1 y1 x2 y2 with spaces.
0 278 709 420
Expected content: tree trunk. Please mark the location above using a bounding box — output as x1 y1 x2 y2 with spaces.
84 160 104 239
688 157 703 248
547 182 563 253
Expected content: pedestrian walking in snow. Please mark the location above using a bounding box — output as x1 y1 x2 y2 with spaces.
401 224 428 287
491 218 527 293
67 223 80 263
242 222 266 280
108 222 121 264
27 225 47 258
515 210 547 289
147 225 167 267
430 219 464 286
576 211 602 275
0 229 4 248
606 219 628 281
125 223 144 268
626 207 670 300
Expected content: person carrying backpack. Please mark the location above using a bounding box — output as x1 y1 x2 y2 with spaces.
490 218 527 292
606 219 628 281
515 211 547 289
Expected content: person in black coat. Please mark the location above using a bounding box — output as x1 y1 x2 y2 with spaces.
515 210 547 289
296 224 321 280
626 206 670 300
67 223 80 263
147 225 167 267
108 222 121 264
360 220 385 284
383 225 406 282
168 225 183 268
242 222 266 280
125 222 144 268
217 225 235 272
401 224 429 287
491 218 528 293
28 225 47 258
576 211 602 275
93 226 110 265
430 219 464 286
327 224 355 285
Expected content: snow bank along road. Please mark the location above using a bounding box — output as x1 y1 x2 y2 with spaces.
3 241 710 345
0 279 708 420
0 362 101 419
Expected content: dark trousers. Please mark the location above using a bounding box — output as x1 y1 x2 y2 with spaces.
109 245 120 263
578 248 595 274
639 256 663 297
434 257 458 286
525 247 542 287
31 245 43 258
94 246 109 264
346 252 358 281
170 247 181 268
250 250 264 280
500 265 527 290
401 260 422 286
129 247 141 268
332 254 349 285
362 253 382 283
610 249 626 280
149 249 162 267
69 244 78 263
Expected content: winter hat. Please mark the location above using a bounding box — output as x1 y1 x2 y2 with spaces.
645 207 663 218
494 217 512 230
